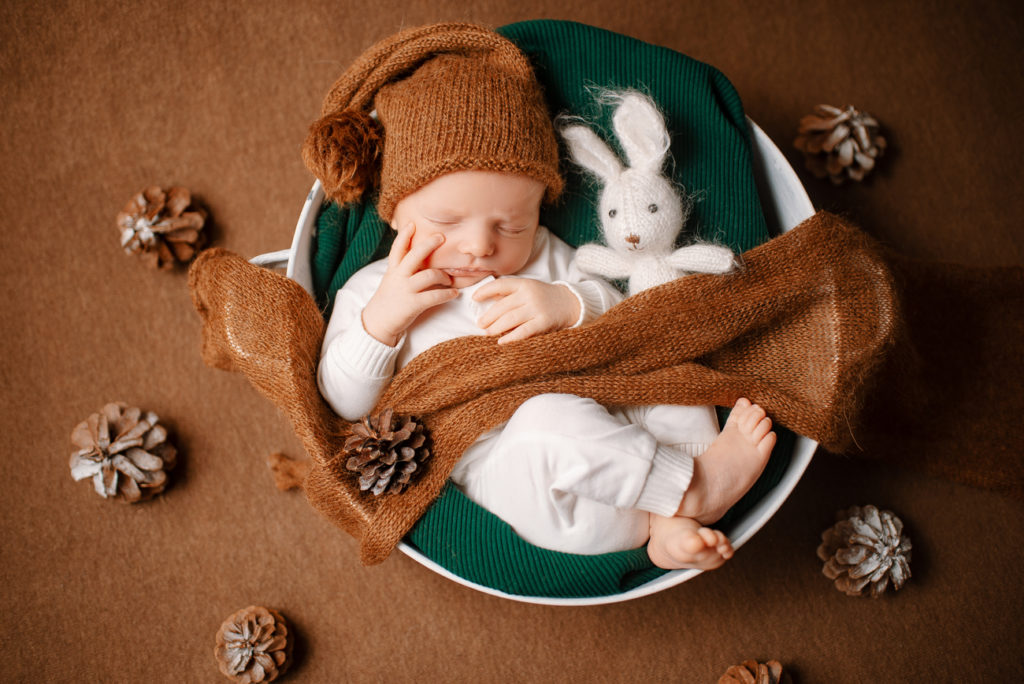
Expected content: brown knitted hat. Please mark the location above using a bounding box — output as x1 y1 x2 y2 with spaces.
302 23 564 222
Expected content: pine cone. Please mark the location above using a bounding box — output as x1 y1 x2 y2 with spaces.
817 505 912 598
794 104 886 184
341 408 430 496
214 606 292 684
719 659 791 684
69 402 177 503
116 185 207 268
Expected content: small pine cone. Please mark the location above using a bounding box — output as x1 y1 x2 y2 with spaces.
794 104 886 184
817 504 912 598
341 408 430 496
69 402 177 503
719 659 791 684
116 185 207 268
214 606 292 683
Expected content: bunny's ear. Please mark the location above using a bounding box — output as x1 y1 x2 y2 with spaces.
561 124 623 183
612 92 671 174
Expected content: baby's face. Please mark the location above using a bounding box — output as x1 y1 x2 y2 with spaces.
391 170 545 289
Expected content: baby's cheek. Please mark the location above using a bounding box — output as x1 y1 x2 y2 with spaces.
413 232 446 267
425 244 449 269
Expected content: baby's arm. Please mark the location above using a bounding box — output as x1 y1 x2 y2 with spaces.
318 267 397 420
319 222 456 420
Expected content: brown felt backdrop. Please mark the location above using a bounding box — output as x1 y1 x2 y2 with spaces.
3 1 1024 682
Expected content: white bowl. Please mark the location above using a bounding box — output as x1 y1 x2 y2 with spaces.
261 117 816 606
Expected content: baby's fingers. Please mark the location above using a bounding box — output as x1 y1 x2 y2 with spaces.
478 299 527 335
473 277 520 301
387 222 415 269
476 293 520 330
413 287 459 311
408 268 453 292
398 232 445 275
496 318 546 345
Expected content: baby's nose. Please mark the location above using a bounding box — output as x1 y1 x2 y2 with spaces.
460 227 495 256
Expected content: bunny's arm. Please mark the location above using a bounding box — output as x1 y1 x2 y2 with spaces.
667 243 737 274
574 243 634 280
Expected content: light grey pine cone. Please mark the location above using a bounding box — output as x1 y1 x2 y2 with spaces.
341 408 430 496
794 104 886 184
116 185 207 268
214 606 292 683
817 504 911 598
69 402 177 503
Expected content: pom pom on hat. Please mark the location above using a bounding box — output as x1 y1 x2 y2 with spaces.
302 109 383 207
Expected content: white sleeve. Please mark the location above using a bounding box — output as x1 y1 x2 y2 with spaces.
317 262 403 421
539 227 624 326
554 278 622 327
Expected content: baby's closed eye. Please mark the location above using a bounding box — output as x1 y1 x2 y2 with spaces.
498 224 530 235
425 216 460 226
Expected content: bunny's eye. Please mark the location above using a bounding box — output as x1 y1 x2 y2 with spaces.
608 209 617 218
648 204 658 213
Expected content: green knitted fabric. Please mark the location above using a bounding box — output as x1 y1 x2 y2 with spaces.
310 20 791 598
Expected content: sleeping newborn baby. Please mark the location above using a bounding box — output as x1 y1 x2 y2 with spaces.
318 169 775 570
311 25 774 570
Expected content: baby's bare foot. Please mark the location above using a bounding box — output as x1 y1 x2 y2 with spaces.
676 398 776 524
647 515 734 570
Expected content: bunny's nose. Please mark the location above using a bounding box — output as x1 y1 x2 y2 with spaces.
625 233 641 250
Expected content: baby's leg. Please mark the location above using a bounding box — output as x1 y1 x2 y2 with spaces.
646 398 774 569
621 403 719 448
451 393 662 554
676 398 776 525
647 514 733 570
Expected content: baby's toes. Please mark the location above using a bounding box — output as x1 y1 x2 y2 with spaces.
714 531 733 554
680 532 709 555
751 415 772 442
696 527 719 548
698 549 728 570
725 398 756 430
733 397 752 411
757 429 777 459
739 403 767 432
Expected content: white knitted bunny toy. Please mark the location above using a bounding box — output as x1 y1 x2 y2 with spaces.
561 91 736 295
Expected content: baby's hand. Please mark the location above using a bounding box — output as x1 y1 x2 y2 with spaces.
362 222 458 346
473 278 580 344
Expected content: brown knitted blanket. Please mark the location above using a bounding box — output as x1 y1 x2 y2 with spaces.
190 211 902 564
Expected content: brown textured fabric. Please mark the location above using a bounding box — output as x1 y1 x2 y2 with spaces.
188 251 369 539
301 22 564 221
189 210 900 564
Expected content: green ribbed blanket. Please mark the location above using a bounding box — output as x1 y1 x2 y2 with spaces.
310 19 792 598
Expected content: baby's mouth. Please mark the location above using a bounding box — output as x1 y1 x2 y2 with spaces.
443 268 493 277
